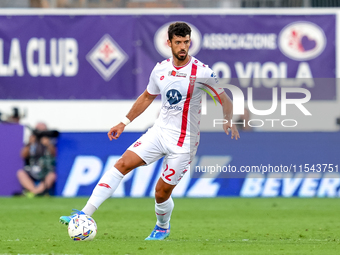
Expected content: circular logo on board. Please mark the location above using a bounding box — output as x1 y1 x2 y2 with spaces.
278 21 326 61
154 22 202 58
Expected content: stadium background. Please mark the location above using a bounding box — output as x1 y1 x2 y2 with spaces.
1 0 340 198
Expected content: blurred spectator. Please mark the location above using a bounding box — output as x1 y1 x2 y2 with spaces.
0 0 29 7
234 108 253 131
281 0 303 7
17 122 57 197
311 0 340 7
336 116 340 129
7 107 21 124
0 107 24 124
57 0 69 7
30 0 49 7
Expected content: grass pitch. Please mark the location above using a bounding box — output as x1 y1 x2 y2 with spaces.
0 197 339 255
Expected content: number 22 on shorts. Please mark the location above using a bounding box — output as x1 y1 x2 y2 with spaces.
162 164 175 181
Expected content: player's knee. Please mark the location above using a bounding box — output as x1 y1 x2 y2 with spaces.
155 188 171 203
46 172 57 182
114 158 131 174
16 169 26 178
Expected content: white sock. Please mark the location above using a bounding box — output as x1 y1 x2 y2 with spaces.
82 202 97 216
87 166 124 210
155 197 174 229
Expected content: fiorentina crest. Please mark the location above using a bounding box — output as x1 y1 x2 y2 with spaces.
87 34 128 81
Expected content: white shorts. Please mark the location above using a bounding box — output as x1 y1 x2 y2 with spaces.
127 126 196 185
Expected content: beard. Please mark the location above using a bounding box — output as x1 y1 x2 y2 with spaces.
173 50 188 61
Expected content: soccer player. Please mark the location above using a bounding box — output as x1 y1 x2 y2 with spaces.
60 22 240 240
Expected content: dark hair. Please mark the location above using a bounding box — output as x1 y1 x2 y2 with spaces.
168 22 191 41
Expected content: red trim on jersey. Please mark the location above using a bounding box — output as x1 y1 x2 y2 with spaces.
177 63 197 147
172 56 192 70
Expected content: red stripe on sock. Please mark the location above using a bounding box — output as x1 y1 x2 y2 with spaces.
156 212 167 216
98 183 111 189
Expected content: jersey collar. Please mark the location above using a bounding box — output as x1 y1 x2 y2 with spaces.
172 56 192 70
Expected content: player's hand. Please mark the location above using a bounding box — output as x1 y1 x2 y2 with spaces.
223 122 240 140
107 123 126 141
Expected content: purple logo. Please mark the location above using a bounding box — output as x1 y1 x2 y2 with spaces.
86 34 128 81
279 21 326 61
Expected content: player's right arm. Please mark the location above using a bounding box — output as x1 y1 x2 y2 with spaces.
108 90 157 141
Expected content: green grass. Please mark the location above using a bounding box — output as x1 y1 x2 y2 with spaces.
0 197 340 255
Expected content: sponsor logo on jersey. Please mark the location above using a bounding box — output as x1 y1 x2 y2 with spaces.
86 34 128 81
278 21 326 61
210 72 219 84
163 105 183 111
166 89 182 105
164 89 183 111
168 70 187 78
154 22 202 58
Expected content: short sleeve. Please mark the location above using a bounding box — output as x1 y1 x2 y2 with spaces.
146 67 160 95
203 68 224 95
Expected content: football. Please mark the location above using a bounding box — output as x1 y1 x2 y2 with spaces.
68 214 97 241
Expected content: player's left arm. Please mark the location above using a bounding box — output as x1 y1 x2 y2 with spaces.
215 92 240 140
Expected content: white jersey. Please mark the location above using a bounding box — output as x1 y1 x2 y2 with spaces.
146 56 224 152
